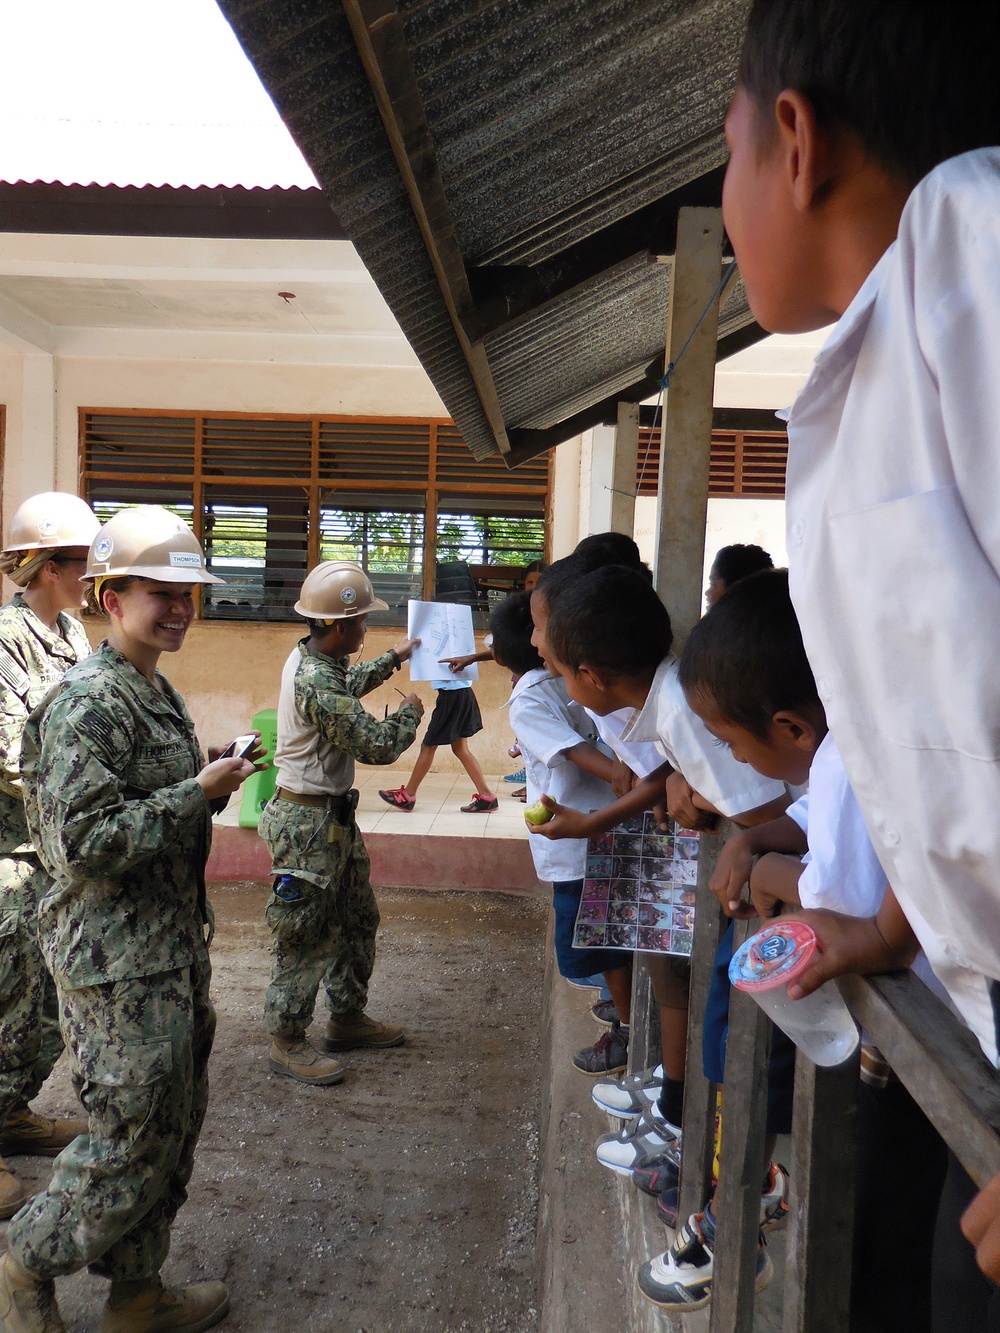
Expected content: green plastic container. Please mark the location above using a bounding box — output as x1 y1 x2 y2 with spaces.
238 708 278 828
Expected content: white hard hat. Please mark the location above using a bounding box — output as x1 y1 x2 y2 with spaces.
85 506 223 584
294 561 388 621
4 492 100 552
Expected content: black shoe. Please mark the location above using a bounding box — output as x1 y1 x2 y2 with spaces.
573 1021 628 1075
590 997 619 1027
632 1154 680 1199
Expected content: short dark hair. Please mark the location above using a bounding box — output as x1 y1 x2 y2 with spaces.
489 591 543 677
679 568 819 739
524 559 546 575
574 531 641 566
535 537 654 613
534 554 586 609
303 618 353 640
574 531 653 582
710 543 774 589
546 567 672 677
740 0 1000 186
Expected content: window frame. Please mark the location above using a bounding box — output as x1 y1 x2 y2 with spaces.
636 426 788 498
79 408 551 622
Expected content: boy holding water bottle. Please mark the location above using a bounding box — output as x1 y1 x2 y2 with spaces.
722 0 1000 1314
674 568 947 1330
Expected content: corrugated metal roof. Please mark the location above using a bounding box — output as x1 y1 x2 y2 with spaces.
0 183 344 239
484 254 670 430
217 0 758 463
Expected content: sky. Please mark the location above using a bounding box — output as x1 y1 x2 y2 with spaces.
0 0 317 188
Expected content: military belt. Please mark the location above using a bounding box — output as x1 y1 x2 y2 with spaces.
275 786 359 819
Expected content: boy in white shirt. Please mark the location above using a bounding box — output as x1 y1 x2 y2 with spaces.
534 564 793 1308
531 546 782 1148
722 0 1000 1305
536 566 787 832
489 591 633 1075
671 567 947 1325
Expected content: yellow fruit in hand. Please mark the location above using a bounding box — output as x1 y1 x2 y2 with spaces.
524 799 553 825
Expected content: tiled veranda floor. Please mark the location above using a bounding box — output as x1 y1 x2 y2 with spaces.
213 764 530 840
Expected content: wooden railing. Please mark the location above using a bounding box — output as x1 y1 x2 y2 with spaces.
632 824 1000 1331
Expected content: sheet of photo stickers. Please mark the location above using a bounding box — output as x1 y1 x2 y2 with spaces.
572 810 699 956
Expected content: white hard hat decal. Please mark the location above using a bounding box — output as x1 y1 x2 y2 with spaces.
341 586 357 604
93 535 114 560
37 518 58 537
169 551 201 568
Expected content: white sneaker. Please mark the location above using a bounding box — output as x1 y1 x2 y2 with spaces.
594 1102 681 1176
591 1063 664 1119
637 1207 773 1311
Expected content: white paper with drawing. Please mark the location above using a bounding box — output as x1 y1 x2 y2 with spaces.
406 601 479 681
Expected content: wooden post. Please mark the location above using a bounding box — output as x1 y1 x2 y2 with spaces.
677 824 728 1225
783 1052 858 1333
710 919 772 1333
654 200 727 1224
653 206 724 644
629 960 662 1075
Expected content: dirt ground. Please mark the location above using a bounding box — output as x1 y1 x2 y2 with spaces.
7 884 551 1333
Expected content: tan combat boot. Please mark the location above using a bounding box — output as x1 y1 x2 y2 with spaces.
267 1036 344 1086
0 1251 65 1333
0 1154 28 1220
100 1277 229 1333
0 1111 87 1159
324 1010 405 1051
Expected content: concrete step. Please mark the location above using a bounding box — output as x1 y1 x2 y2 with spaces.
206 822 542 894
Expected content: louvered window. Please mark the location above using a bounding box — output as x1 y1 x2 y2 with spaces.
320 505 425 626
79 411 550 623
636 428 788 498
202 487 309 621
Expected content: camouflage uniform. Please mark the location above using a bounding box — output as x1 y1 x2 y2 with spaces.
7 641 216 1284
0 595 91 1126
260 642 420 1038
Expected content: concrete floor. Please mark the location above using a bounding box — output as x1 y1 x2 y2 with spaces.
215 763 533 842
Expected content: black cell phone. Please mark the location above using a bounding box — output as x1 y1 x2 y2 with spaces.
222 733 257 760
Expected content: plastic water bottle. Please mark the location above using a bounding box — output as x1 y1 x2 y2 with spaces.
729 921 860 1067
272 874 305 904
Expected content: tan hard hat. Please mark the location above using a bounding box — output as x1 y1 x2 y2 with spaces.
294 561 388 621
85 505 223 584
4 492 101 552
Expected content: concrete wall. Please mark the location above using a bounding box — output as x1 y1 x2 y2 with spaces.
75 616 517 778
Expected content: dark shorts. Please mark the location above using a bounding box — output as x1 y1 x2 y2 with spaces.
423 688 483 747
553 880 631 979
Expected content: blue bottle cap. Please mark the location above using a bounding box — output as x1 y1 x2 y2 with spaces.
729 921 818 992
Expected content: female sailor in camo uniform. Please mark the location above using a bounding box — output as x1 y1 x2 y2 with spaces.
0 493 99 1224
0 506 259 1333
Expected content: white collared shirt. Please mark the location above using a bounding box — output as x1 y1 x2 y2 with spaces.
788 731 954 1013
619 655 786 819
786 733 887 917
785 147 1000 1063
507 668 615 882
588 707 665 779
